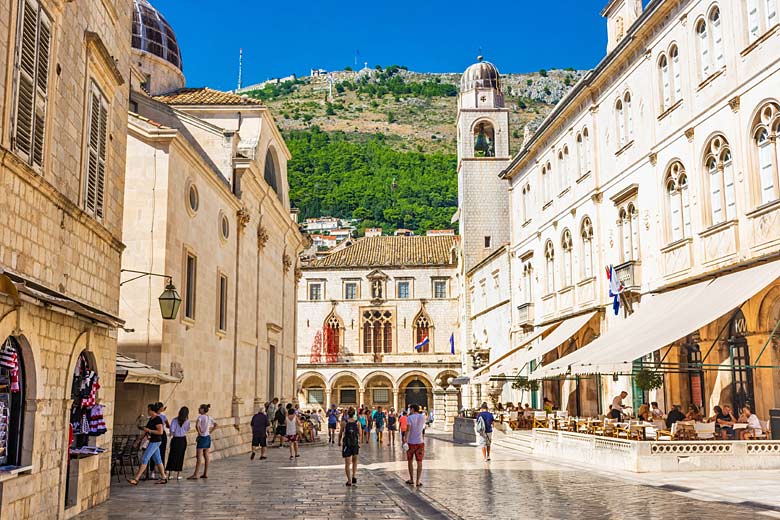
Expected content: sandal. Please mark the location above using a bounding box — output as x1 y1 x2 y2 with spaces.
186 475 198 480
405 479 414 485
127 479 138 486
416 482 423 487
345 482 352 487
156 479 168 485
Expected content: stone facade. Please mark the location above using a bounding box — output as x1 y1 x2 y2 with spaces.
0 0 131 517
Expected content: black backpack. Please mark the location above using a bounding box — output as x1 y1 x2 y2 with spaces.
344 421 359 448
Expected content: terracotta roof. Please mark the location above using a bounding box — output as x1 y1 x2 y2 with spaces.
308 236 456 269
153 87 263 106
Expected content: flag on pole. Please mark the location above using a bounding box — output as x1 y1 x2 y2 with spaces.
449 333 455 355
606 265 624 316
414 336 430 351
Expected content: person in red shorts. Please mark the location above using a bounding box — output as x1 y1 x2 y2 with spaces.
404 404 426 487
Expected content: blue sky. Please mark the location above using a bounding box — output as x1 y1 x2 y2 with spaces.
154 0 612 90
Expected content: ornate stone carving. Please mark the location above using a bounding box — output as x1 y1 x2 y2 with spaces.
294 267 303 283
257 226 269 249
591 191 604 204
684 127 695 141
282 253 292 273
236 207 251 229
728 96 740 113
648 152 658 166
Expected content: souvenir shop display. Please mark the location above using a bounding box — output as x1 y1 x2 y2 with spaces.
69 353 105 452
0 338 23 468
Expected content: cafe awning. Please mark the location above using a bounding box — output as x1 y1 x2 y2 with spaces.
116 353 181 385
470 323 559 385
531 259 780 379
519 310 598 368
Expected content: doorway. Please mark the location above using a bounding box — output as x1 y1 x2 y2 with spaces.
404 380 428 409
729 310 753 411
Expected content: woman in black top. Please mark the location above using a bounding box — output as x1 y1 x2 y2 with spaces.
128 403 168 485
339 407 360 487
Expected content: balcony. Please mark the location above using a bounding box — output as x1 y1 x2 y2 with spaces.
517 302 534 331
615 260 641 293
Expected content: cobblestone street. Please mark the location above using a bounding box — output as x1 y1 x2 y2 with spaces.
77 434 780 520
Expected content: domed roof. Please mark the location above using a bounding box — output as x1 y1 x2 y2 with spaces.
132 0 182 71
461 57 500 91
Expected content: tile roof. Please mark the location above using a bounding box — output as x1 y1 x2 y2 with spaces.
308 235 457 269
153 87 263 106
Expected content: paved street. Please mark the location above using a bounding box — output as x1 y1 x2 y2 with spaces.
77 433 780 520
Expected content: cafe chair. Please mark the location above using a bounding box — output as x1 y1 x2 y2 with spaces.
694 422 716 440
532 411 548 429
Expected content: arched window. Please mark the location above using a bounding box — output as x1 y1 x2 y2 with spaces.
624 92 633 140
562 146 570 188
696 19 710 78
747 0 778 43
522 261 534 302
576 133 584 177
0 337 26 467
521 184 531 223
659 54 671 111
544 240 555 294
618 204 640 262
580 217 594 279
704 135 736 225
582 127 591 172
542 162 553 204
616 99 625 147
753 102 780 204
710 7 725 69
561 229 573 287
323 313 342 363
473 121 495 157
264 148 280 196
414 312 432 353
362 309 393 354
666 161 692 242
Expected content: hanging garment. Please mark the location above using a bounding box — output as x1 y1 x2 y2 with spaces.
89 405 107 436
82 376 100 407
0 347 20 393
79 410 90 435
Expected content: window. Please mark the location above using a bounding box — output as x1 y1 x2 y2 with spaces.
217 273 228 332
704 135 736 225
521 184 531 222
220 213 230 241
670 46 682 102
522 261 534 302
307 388 324 404
665 161 692 242
542 161 553 203
484 236 491 248
323 313 341 362
372 388 390 403
473 121 495 157
711 8 725 69
659 54 671 111
184 252 197 320
84 83 108 219
0 337 27 468
344 282 357 300
12 0 51 169
753 102 780 204
697 19 710 78
544 240 555 294
362 309 393 354
340 389 357 404
433 280 448 299
414 313 431 352
187 183 199 214
397 280 410 299
582 128 591 172
697 8 725 81
618 204 640 262
580 217 594 279
747 0 778 43
561 229 573 288
616 94 632 148
624 93 633 141
308 282 322 301
559 148 570 190
264 148 280 196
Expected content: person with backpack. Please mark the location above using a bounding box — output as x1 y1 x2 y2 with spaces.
339 407 360 487
387 408 398 446
374 406 386 444
326 404 339 444
274 405 287 447
474 402 495 462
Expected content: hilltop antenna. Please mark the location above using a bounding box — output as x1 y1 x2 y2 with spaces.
237 48 243 90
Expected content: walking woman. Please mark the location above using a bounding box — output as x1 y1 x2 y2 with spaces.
286 408 302 459
357 408 368 444
339 407 360 487
154 402 169 479
387 408 398 446
165 406 190 480
189 404 217 479
128 402 167 485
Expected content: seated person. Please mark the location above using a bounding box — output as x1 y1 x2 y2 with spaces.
650 402 665 419
685 404 703 422
665 405 685 429
738 405 762 440
637 403 652 422
543 398 554 414
714 405 736 440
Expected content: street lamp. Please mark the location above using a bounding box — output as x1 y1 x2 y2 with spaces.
120 270 182 320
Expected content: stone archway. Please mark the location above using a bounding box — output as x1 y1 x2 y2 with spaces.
329 372 361 407
363 371 395 410
297 371 327 409
398 372 434 411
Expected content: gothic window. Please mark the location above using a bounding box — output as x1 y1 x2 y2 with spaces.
544 240 555 294
362 309 393 354
747 0 778 43
659 54 671 111
542 161 553 203
696 19 710 79
665 161 692 242
658 45 684 113
752 102 780 204
414 312 432 353
561 229 573 288
473 121 495 157
324 313 342 362
582 128 590 172
704 135 736 225
624 92 633 141
580 217 594 279
562 146 570 189
616 99 625 147
522 261 534 303
618 204 640 262
521 184 531 222
710 8 725 69
576 133 584 177
670 45 682 102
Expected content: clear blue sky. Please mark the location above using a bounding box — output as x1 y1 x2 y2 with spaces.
154 0 613 90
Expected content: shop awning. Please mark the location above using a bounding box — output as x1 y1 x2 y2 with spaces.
520 310 598 368
470 323 559 385
116 353 181 385
531 259 780 379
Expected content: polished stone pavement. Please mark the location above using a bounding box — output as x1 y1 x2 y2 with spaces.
77 433 780 520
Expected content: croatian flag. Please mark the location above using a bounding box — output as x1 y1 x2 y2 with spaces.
606 265 624 316
449 333 455 355
414 336 430 351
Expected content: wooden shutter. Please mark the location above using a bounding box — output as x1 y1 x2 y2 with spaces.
85 84 108 219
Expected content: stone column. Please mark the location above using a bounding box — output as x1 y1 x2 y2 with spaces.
325 388 332 409
359 388 366 408
393 389 400 412
433 387 446 430
444 385 460 432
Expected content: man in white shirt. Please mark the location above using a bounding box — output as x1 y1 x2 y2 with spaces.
610 391 628 420
650 402 665 418
405 404 426 487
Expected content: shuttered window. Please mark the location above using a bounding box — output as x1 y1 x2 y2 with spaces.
84 83 109 219
12 0 51 169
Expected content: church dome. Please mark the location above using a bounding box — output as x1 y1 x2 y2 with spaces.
460 57 500 91
132 0 182 71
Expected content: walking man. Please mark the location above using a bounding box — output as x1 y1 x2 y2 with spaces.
475 402 495 462
274 404 287 447
404 404 426 487
326 404 339 444
399 410 409 444
250 407 269 460
375 406 386 444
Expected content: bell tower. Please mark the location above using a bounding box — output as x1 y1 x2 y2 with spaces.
456 57 510 272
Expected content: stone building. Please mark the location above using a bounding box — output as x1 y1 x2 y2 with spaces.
0 0 131 517
296 236 461 429
470 0 780 419
116 0 305 461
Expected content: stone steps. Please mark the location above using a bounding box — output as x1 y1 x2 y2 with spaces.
491 429 533 454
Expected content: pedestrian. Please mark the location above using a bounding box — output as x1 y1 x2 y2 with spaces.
366 407 374 442
326 404 339 444
357 408 368 443
399 410 409 444
165 406 190 480
610 391 629 420
387 408 397 445
188 404 217 479
274 404 287 447
310 409 321 439
286 408 302 459
128 402 168 486
374 406 386 444
404 404 426 487
250 407 269 460
267 398 279 440
152 402 169 479
475 402 495 462
339 407 360 487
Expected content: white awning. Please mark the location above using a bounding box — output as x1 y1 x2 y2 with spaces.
116 353 181 385
470 323 558 385
531 259 780 379
520 311 598 368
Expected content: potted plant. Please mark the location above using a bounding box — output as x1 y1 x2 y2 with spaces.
633 369 664 391
511 375 540 392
